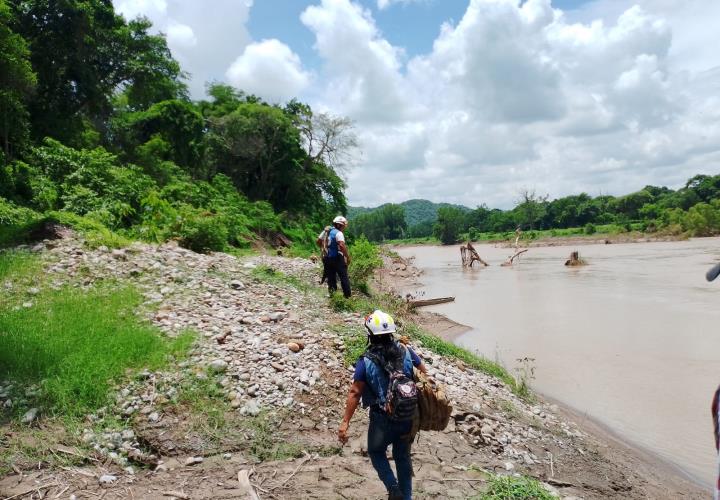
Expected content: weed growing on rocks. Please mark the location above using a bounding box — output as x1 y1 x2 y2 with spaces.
475 474 555 500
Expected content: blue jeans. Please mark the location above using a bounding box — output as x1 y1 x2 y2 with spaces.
367 409 413 500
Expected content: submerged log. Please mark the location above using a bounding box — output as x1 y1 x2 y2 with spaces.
408 296 455 308
565 251 587 266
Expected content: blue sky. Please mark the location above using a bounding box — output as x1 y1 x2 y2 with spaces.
114 0 720 208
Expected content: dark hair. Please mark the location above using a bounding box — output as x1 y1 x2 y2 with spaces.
367 334 404 371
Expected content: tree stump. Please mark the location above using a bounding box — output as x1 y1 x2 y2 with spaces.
460 241 488 267
564 251 587 266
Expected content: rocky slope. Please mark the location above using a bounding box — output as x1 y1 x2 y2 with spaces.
0 232 706 499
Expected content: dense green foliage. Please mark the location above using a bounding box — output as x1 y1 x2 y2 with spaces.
348 199 469 241
347 236 383 294
351 175 720 244
0 0 354 252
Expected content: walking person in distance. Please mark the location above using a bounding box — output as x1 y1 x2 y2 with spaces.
322 215 351 298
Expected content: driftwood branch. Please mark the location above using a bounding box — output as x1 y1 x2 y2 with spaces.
501 248 528 266
408 297 455 308
238 470 261 500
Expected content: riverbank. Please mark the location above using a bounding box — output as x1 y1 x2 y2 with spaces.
385 230 688 249
380 247 709 498
0 231 707 499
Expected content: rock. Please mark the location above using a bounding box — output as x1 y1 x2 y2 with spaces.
230 280 245 290
271 362 284 372
287 342 302 353
208 359 228 373
239 373 251 381
230 399 242 409
99 474 117 484
184 456 203 466
22 301 33 308
3 399 12 409
27 287 40 295
148 412 160 423
111 249 127 260
241 400 261 416
269 312 284 322
504 461 515 471
21 407 39 424
121 429 135 440
223 453 232 459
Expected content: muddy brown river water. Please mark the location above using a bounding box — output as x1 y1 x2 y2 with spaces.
398 238 720 487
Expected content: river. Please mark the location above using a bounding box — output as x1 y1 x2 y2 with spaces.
397 238 720 488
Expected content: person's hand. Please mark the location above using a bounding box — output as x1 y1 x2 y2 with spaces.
338 421 349 444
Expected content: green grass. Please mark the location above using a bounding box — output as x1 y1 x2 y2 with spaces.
174 376 234 446
402 324 521 396
331 324 368 367
475 474 555 500
0 257 195 418
251 264 313 293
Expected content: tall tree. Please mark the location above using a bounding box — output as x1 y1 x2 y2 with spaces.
9 0 185 144
0 0 35 159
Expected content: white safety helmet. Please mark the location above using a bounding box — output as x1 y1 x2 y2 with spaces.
333 215 348 226
364 310 397 336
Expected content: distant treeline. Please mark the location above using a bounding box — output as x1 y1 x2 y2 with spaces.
0 0 354 253
349 174 720 244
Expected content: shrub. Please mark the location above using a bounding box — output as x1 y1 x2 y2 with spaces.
348 236 382 294
177 210 228 253
584 223 596 235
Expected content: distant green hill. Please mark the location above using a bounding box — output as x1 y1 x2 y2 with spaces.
348 199 470 227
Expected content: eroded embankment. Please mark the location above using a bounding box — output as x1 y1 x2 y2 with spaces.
0 233 706 499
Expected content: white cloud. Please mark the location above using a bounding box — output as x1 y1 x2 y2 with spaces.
301 0 414 122
166 22 196 48
113 0 253 98
377 0 427 10
226 40 312 103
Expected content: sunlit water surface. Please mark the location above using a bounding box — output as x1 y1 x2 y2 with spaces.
398 239 720 487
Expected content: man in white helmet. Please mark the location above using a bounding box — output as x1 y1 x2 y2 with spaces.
318 215 351 298
338 310 427 500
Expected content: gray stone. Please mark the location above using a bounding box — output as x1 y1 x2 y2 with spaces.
21 407 39 424
99 474 117 484
230 280 245 290
241 400 261 416
148 412 160 423
184 456 203 466
27 287 40 295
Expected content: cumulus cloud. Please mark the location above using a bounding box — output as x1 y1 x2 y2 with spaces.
113 0 253 98
226 40 312 103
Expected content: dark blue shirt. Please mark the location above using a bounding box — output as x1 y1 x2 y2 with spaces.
353 347 422 382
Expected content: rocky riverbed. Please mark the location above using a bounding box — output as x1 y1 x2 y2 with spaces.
0 232 707 499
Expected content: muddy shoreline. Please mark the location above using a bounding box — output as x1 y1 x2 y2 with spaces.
381 246 709 495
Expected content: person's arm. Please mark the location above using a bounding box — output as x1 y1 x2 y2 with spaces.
338 380 364 444
338 240 351 265
409 347 428 374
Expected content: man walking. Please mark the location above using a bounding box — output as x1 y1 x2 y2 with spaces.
338 310 427 500
320 215 351 298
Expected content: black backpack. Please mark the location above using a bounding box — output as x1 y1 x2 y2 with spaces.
365 349 418 421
